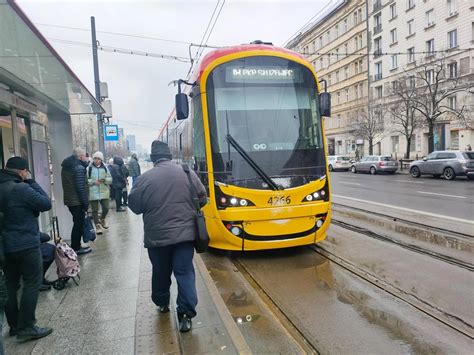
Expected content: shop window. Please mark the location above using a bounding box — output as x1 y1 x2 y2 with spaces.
15 116 32 166
0 108 14 169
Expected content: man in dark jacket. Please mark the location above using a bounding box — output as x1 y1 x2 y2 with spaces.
0 157 53 342
109 157 127 212
129 141 207 332
128 153 141 187
61 147 91 254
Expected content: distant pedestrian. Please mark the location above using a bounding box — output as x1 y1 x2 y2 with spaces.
466 144 472 151
87 151 112 235
0 157 53 342
109 157 127 212
61 147 91 255
128 153 141 187
129 141 207 332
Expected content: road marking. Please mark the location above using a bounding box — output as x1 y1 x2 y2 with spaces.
339 182 361 186
416 191 467 199
393 179 425 184
332 194 474 225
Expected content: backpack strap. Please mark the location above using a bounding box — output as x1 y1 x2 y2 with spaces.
181 164 199 212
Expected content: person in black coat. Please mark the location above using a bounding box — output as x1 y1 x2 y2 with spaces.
0 157 53 342
109 157 127 212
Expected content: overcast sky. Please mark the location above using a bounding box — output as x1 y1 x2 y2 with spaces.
18 0 330 152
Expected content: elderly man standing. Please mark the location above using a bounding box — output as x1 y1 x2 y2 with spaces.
129 141 207 332
128 153 141 187
0 157 53 342
61 148 91 254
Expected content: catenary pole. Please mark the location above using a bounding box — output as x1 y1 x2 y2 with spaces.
91 16 105 154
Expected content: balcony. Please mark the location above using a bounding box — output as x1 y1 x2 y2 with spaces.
373 0 382 12
373 49 382 58
374 73 383 81
373 24 382 35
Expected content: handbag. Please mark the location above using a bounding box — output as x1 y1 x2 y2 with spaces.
182 165 209 253
83 213 97 243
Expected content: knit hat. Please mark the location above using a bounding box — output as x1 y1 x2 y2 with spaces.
6 156 29 171
92 151 104 161
150 140 172 162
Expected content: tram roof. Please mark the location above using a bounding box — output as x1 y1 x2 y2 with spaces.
195 44 305 81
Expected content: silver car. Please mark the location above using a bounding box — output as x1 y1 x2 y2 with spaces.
351 155 398 174
409 150 474 180
328 155 351 171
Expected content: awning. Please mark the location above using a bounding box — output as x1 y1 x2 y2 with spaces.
0 0 103 115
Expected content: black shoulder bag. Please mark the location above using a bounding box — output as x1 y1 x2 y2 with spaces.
182 165 209 253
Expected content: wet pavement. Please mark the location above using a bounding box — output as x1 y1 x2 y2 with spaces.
236 247 473 354
2 209 243 354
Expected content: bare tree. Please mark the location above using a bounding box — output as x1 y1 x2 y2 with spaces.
354 105 385 155
388 78 423 159
412 54 473 153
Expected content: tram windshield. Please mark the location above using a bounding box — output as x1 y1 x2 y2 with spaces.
206 56 326 190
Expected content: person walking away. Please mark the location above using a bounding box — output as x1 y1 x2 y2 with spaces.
61 147 91 254
87 151 112 234
109 157 127 212
466 144 472 151
0 157 53 342
121 160 130 206
128 153 141 187
128 141 207 332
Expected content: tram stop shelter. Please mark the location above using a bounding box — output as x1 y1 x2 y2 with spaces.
0 0 104 234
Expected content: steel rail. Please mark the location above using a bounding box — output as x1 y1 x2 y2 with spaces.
331 219 474 271
332 202 473 240
310 245 474 340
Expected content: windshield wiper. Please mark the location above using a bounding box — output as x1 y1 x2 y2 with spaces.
225 134 280 191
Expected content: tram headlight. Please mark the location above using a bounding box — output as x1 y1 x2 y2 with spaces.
305 194 313 201
301 182 330 203
215 185 255 209
239 199 248 206
230 197 238 206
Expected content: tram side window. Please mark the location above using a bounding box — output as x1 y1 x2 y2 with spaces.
192 90 208 190
0 109 14 169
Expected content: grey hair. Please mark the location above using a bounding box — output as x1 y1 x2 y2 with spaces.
72 147 86 157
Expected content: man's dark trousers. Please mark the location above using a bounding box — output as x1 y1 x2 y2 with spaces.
68 205 85 251
147 241 197 317
4 247 42 331
115 187 123 209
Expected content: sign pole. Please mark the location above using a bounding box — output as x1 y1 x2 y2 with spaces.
91 16 105 154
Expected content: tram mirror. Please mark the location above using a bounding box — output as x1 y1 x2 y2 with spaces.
176 93 189 120
319 92 331 117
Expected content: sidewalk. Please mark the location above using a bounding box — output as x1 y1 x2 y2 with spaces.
3 209 249 354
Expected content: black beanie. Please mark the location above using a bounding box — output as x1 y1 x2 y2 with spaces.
150 140 172 162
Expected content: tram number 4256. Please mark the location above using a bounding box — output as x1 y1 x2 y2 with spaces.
267 196 291 205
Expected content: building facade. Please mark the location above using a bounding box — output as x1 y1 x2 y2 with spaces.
367 0 474 157
287 0 369 157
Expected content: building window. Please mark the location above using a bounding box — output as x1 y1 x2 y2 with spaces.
426 39 435 56
426 9 434 27
345 66 349 79
472 22 474 42
354 62 359 74
354 12 358 26
359 34 363 49
344 43 348 55
448 62 457 78
448 95 457 109
358 9 363 23
408 75 416 88
407 20 415 36
355 37 359 50
359 83 363 98
407 0 415 10
427 69 434 84
375 62 382 81
320 57 324 69
375 85 383 98
344 19 348 33
374 37 382 57
326 30 330 43
354 85 359 99
390 29 397 44
335 24 339 38
337 92 341 104
335 48 339 60
447 0 457 16
390 3 397 19
391 54 398 69
448 29 457 48
408 47 415 62
346 89 350 102
374 13 382 34
319 37 323 48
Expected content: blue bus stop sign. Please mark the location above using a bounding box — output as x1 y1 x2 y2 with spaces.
104 125 119 141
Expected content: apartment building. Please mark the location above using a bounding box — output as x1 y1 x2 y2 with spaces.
287 0 369 156
368 0 474 157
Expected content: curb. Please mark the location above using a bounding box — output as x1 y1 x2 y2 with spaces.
194 254 252 354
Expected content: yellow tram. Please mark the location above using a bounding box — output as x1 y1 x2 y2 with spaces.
159 41 332 251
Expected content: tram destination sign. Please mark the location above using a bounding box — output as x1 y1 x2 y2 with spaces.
226 67 301 83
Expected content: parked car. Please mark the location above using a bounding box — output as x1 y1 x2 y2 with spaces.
351 155 398 174
328 155 351 171
409 151 474 180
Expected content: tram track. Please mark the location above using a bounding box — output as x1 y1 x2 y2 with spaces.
310 244 474 340
331 218 474 271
